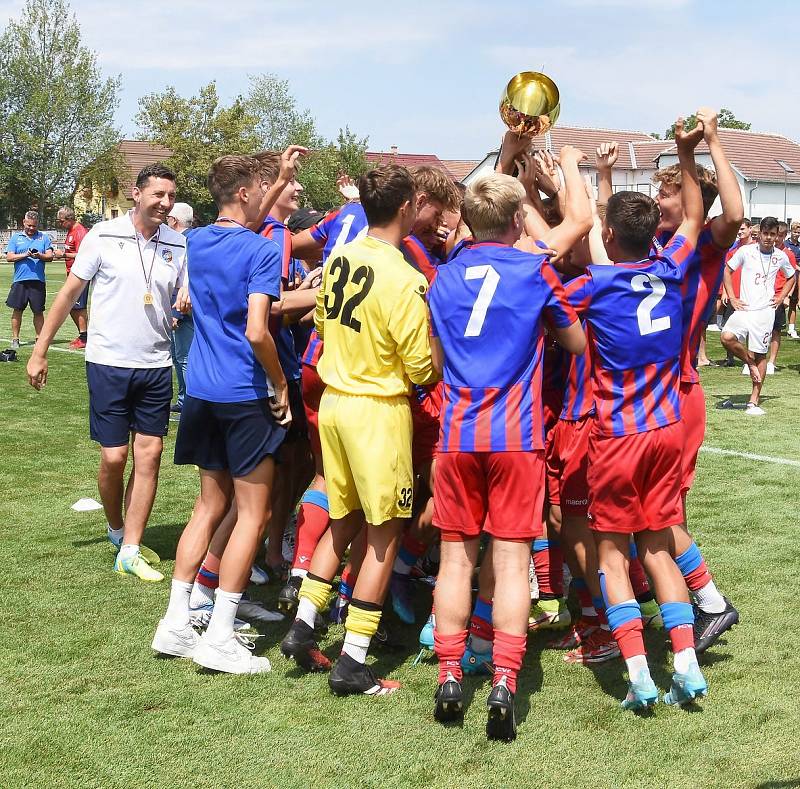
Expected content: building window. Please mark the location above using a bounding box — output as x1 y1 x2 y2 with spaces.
111 209 119 218
636 183 653 196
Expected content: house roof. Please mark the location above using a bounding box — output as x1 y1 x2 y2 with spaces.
365 150 454 176
440 159 481 181
651 128 800 183
117 140 174 197
544 126 660 170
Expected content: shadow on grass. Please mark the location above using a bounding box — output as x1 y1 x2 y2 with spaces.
72 536 107 549
756 781 800 788
712 393 778 408
142 522 186 561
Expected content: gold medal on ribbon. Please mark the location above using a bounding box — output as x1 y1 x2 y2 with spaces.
144 292 154 305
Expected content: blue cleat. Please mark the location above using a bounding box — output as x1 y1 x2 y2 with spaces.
461 638 493 676
419 612 435 649
390 571 415 624
621 669 659 710
663 663 708 706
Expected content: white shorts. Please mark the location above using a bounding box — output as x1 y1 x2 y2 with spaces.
722 307 774 354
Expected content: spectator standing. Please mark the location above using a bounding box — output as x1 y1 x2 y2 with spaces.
784 220 800 338
5 210 53 349
54 207 89 349
167 202 195 413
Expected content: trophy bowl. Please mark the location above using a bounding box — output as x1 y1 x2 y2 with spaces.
500 71 561 136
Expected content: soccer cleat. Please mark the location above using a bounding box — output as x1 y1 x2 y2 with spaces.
564 627 621 664
663 663 708 706
69 337 86 350
549 617 599 650
419 612 435 649
461 638 493 675
528 598 571 631
788 328 799 339
151 619 199 657
390 571 415 624
693 597 739 654
250 564 269 585
193 631 271 674
114 551 164 582
277 575 302 613
745 402 765 416
621 669 659 711
328 653 400 697
106 526 161 564
280 619 331 672
486 677 517 742
236 596 283 623
639 598 664 629
188 601 251 633
434 672 464 722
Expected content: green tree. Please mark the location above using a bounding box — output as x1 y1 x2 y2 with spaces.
0 0 121 226
664 108 751 139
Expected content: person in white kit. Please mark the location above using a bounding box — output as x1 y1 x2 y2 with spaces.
27 164 188 580
721 216 795 416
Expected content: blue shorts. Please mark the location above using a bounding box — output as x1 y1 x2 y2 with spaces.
73 283 89 311
6 280 45 313
86 362 172 447
174 395 286 478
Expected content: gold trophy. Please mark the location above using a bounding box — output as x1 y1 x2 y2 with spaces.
499 71 561 137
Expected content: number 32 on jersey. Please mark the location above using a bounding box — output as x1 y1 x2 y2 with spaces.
324 255 375 332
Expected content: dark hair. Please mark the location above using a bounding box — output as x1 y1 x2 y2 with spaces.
358 164 415 226
207 155 259 207
606 191 661 255
252 151 281 185
760 216 779 233
741 218 751 227
777 220 788 233
135 163 176 189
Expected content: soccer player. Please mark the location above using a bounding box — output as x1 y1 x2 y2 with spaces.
152 155 289 673
280 164 439 696
767 221 798 372
564 118 708 710
54 207 89 349
784 220 800 337
721 217 795 415
652 108 743 652
429 148 589 741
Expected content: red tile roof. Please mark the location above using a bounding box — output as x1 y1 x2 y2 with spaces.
650 128 800 183
118 140 174 197
544 126 660 170
441 159 481 181
365 151 452 174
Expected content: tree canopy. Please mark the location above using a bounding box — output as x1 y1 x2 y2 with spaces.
658 108 751 140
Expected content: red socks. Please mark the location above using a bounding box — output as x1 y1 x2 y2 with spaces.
292 500 329 572
612 618 646 660
669 623 695 653
492 631 526 694
683 558 713 592
196 553 220 589
434 629 467 683
628 556 652 600
532 541 564 598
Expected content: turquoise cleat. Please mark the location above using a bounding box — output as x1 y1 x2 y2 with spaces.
461 638 493 676
621 669 659 710
419 612 435 649
663 663 708 706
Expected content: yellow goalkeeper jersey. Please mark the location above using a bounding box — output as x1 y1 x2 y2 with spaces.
314 234 437 397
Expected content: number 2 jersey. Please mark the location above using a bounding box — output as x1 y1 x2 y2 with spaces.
428 242 578 453
314 234 436 397
564 235 694 437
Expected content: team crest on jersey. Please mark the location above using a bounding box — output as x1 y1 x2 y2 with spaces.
161 249 173 263
118 241 124 249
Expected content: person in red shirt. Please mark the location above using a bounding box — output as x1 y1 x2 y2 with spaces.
767 221 799 372
54 207 89 349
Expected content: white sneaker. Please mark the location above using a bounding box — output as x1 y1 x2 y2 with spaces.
706 323 721 332
188 601 252 632
192 632 271 674
741 364 750 375
250 564 269 585
745 402 765 416
788 329 798 338
237 597 284 623
766 362 776 375
152 619 199 657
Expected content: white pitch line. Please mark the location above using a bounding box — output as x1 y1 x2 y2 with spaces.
701 445 800 468
0 338 84 355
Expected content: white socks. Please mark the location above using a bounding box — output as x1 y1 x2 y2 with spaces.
108 526 124 543
189 582 215 610
674 647 697 674
694 579 726 614
205 589 242 643
118 543 139 561
625 653 650 679
164 580 192 628
289 568 308 579
342 632 371 664
297 597 319 629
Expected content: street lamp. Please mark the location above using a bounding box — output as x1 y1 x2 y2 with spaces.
776 160 794 221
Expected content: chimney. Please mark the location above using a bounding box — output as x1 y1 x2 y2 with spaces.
390 145 398 157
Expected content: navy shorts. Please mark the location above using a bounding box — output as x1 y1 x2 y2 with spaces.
174 395 287 478
86 362 172 447
6 280 46 312
282 378 308 444
73 283 89 311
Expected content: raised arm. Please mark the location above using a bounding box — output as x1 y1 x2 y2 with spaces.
246 144 308 232
595 141 618 206
673 117 706 248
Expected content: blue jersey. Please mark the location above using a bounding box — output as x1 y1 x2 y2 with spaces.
186 225 282 403
565 235 694 437
309 203 368 263
5 231 52 282
429 242 576 453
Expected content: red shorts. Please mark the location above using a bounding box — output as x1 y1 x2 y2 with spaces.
679 381 705 495
411 396 440 470
301 363 325 457
433 451 545 541
587 421 683 534
546 416 592 516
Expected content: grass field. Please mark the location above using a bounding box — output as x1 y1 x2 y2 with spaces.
1 266 799 789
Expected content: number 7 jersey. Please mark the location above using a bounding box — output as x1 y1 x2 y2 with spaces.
564 234 694 437
429 242 577 452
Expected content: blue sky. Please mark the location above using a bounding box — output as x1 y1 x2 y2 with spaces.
2 0 798 159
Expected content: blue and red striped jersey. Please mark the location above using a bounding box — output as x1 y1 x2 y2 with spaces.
565 235 694 437
429 242 577 453
560 328 594 421
402 234 440 284
308 202 368 262
656 222 727 384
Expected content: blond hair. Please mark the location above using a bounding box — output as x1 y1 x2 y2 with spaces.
464 173 525 241
791 220 800 232
409 166 460 212
653 163 718 215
